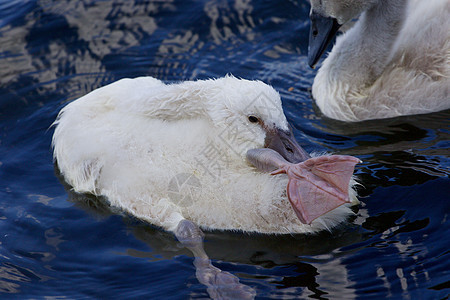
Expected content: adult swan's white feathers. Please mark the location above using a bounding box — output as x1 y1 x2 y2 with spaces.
308 0 450 121
52 76 360 298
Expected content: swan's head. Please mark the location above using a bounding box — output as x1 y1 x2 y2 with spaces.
308 0 378 67
310 0 378 25
205 76 309 164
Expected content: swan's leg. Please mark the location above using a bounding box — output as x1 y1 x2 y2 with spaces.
175 219 256 299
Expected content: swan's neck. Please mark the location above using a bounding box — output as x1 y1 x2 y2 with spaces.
324 0 408 88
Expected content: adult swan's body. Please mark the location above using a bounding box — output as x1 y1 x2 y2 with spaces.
308 0 450 121
52 76 360 298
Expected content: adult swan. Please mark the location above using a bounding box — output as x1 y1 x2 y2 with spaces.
308 0 450 121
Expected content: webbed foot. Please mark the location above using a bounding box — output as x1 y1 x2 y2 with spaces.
194 258 256 300
175 219 256 299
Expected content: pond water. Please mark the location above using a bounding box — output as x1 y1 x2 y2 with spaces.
0 0 449 298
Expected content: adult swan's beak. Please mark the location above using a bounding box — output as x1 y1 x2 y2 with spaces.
308 10 341 68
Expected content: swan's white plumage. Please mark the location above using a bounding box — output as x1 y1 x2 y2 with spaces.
311 0 450 121
53 76 357 234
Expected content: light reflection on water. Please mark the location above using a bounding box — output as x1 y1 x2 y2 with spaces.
0 0 449 298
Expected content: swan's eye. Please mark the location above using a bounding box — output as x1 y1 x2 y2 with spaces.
248 115 259 123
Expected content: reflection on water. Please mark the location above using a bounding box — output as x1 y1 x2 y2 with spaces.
63 183 449 299
0 0 449 298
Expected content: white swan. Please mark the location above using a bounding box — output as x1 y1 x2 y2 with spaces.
308 0 450 121
53 75 359 234
52 75 360 298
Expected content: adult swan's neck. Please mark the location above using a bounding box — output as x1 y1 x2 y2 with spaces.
312 0 409 120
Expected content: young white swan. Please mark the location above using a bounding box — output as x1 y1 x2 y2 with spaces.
308 0 450 121
53 76 359 234
52 76 360 298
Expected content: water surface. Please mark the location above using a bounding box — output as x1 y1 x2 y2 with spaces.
0 0 449 298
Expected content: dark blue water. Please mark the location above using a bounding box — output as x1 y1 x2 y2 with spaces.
0 0 449 298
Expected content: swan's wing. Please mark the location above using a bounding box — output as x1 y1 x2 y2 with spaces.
282 155 360 224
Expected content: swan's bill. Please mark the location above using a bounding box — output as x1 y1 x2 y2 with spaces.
264 125 310 164
308 10 341 68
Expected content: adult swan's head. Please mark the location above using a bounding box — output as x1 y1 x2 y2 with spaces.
308 0 378 67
